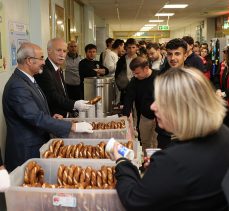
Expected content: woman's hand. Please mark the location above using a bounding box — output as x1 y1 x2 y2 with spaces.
143 157 151 169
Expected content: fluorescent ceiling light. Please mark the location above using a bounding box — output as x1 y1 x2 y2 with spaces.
134 32 144 36
149 20 164 23
141 27 152 29
140 26 153 31
155 13 174 16
163 4 188 9
144 24 157 27
142 26 154 28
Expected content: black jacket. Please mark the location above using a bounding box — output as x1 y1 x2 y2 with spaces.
185 52 205 72
35 58 75 117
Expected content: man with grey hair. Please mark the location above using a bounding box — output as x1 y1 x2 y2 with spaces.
35 38 91 117
2 42 93 172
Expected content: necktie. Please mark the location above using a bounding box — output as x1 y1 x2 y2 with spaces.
56 68 67 96
34 80 45 100
34 80 50 114
55 68 62 82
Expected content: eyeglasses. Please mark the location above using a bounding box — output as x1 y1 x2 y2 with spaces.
26 57 44 61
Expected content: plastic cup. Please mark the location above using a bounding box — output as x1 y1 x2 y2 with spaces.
105 138 134 161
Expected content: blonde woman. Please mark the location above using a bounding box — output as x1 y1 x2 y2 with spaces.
112 67 229 210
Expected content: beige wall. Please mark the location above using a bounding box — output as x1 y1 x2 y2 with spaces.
170 18 216 44
206 18 216 43
0 0 30 161
83 5 96 46
0 0 51 161
170 21 201 40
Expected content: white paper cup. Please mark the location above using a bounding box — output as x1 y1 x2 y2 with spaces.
145 148 161 158
87 105 95 118
78 111 86 118
96 103 104 118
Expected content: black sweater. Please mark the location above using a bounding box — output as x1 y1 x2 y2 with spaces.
122 70 157 119
79 59 109 97
79 58 109 81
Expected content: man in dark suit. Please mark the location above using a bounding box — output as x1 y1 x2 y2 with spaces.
2 42 93 172
35 38 91 117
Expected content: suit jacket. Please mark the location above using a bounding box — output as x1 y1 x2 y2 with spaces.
35 58 75 117
3 68 71 172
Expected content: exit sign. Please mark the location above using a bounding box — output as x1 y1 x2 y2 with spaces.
158 25 169 30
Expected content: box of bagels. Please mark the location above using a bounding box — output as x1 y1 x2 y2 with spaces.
5 158 125 211
64 116 130 139
39 138 139 159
